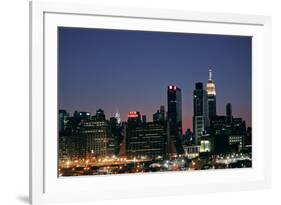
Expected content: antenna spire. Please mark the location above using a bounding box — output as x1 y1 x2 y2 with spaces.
208 67 212 81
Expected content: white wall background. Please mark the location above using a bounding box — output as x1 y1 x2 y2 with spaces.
0 0 279 204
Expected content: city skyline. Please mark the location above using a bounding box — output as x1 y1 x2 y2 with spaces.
58 27 252 132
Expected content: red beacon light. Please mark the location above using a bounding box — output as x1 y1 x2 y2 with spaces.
169 85 177 90
128 111 139 118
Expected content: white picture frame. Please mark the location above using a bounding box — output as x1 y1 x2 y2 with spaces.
30 1 272 204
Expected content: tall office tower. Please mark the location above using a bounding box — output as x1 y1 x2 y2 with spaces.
226 103 233 124
206 68 217 119
166 120 177 156
193 82 209 144
167 85 183 154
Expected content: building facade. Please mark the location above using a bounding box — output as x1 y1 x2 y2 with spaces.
78 109 115 158
126 112 166 159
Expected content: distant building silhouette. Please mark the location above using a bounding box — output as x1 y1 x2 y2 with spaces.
153 105 165 124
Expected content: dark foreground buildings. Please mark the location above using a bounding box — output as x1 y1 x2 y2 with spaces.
124 111 166 159
59 109 116 160
209 104 248 154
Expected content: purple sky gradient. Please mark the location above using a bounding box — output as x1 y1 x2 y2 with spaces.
58 27 252 132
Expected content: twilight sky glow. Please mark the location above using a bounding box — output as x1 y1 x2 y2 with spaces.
58 27 252 132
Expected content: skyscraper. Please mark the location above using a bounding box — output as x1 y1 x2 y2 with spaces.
167 85 183 154
206 68 217 119
193 82 209 144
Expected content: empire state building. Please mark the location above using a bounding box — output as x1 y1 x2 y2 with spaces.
206 68 217 119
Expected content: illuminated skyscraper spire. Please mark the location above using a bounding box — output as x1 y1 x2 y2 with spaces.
115 109 121 124
206 67 216 95
206 67 217 119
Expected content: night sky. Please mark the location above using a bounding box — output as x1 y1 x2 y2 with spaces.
58 27 252 132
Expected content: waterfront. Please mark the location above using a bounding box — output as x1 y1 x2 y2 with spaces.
59 153 252 176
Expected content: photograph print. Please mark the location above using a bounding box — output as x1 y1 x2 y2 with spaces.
58 27 252 177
